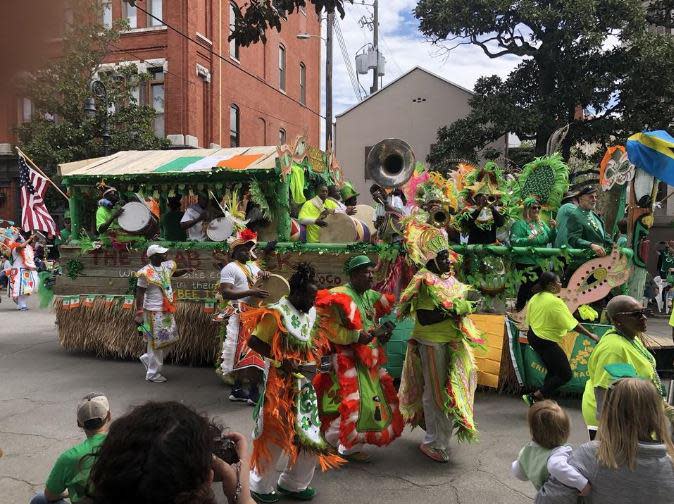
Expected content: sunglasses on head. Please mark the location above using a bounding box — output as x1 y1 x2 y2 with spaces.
615 308 650 318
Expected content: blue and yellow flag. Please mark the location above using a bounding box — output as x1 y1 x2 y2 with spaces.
626 130 674 187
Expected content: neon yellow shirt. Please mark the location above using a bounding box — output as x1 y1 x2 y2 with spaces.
412 284 462 344
95 206 119 233
526 292 578 343
669 310 674 329
581 330 657 426
298 197 325 243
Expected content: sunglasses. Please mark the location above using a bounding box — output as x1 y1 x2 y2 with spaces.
615 309 650 318
530 206 541 210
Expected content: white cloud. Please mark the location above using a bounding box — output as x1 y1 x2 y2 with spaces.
318 2 522 147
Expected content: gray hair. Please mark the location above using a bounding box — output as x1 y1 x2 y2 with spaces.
606 295 639 323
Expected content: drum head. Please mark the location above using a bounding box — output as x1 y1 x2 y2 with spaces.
117 202 153 233
353 205 376 230
252 274 290 305
206 217 235 242
321 213 357 243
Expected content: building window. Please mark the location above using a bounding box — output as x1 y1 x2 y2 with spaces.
279 128 286 145
122 1 137 29
230 105 240 147
102 1 112 28
299 63 306 105
229 2 239 60
148 0 163 27
148 69 164 137
279 44 286 92
18 98 33 124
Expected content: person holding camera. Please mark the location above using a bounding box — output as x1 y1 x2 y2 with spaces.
398 223 483 462
313 255 403 462
244 263 341 503
86 401 255 504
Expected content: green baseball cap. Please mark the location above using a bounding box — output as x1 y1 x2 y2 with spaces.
344 255 373 274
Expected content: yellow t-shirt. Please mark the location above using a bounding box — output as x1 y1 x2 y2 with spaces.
412 284 461 344
669 310 674 329
526 291 578 343
581 330 657 426
252 313 278 345
298 198 323 243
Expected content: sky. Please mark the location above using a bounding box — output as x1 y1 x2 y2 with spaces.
322 0 523 130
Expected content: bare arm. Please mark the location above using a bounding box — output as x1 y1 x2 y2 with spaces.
417 308 451 326
574 323 599 342
219 282 267 300
248 335 272 359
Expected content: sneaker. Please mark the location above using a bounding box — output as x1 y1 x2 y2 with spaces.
248 386 260 406
229 386 251 403
419 443 449 463
277 485 316 501
146 374 167 383
251 491 281 503
341 451 371 463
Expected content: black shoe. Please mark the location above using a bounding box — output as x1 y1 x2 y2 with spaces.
229 386 251 403
248 386 260 406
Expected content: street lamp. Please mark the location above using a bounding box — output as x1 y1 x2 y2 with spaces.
297 11 334 150
84 80 111 156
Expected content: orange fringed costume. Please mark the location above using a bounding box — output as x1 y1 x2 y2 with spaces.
240 298 343 475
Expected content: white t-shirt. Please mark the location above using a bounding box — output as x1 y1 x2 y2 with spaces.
219 261 261 306
374 195 406 219
180 204 208 241
137 261 175 311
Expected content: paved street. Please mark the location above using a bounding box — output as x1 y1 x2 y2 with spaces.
3 297 670 503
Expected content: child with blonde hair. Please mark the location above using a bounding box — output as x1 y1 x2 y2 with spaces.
512 400 591 495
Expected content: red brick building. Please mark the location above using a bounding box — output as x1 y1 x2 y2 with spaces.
0 0 321 223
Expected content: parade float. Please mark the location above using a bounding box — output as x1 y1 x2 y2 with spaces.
50 132 670 394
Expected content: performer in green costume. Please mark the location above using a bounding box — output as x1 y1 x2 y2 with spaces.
398 223 484 463
313 255 403 461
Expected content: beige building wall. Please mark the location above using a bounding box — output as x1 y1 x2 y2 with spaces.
335 67 502 205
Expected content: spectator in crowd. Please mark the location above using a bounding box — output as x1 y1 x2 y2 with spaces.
581 295 662 440
509 197 555 312
30 393 111 504
87 401 255 504
512 400 590 495
536 378 674 503
161 196 187 242
524 272 598 406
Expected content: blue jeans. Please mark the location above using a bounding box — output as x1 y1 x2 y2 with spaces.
30 492 68 504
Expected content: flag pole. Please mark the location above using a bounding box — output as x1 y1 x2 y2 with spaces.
15 146 70 202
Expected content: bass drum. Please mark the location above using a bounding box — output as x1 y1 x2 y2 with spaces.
117 202 156 235
353 218 372 243
321 213 357 243
290 218 307 242
353 205 376 231
206 217 235 242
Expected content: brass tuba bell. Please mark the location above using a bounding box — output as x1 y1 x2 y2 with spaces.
366 139 416 189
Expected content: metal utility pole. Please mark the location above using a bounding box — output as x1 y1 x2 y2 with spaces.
326 12 334 150
371 0 379 94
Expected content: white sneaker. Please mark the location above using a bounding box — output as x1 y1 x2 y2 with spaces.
140 354 150 372
146 374 167 383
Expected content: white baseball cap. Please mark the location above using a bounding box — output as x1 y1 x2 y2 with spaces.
77 392 110 425
147 244 169 257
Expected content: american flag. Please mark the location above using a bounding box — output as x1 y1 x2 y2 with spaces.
18 155 57 237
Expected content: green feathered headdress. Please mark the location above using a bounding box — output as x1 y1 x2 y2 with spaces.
514 154 569 210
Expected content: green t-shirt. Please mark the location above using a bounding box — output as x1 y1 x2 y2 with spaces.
161 210 187 242
55 228 71 246
412 284 463 344
95 206 119 234
526 291 578 343
581 330 657 426
516 441 551 490
45 433 106 502
553 202 575 248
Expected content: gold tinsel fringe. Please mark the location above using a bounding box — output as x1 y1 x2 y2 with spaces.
54 299 220 365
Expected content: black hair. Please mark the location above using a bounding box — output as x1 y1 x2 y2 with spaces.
289 262 317 292
532 271 560 294
88 401 219 504
83 417 105 431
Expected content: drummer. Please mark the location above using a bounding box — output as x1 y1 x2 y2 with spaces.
180 193 209 241
96 186 124 236
326 185 357 216
340 181 360 210
298 184 330 243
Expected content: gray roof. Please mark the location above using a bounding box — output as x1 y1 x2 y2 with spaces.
335 66 474 118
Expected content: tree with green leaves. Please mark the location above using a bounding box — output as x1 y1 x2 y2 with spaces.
231 0 352 46
16 1 169 172
416 0 674 166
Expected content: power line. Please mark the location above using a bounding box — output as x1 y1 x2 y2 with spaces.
106 41 324 133
129 1 323 120
333 19 363 101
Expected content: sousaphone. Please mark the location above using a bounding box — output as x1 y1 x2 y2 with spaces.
366 138 416 189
